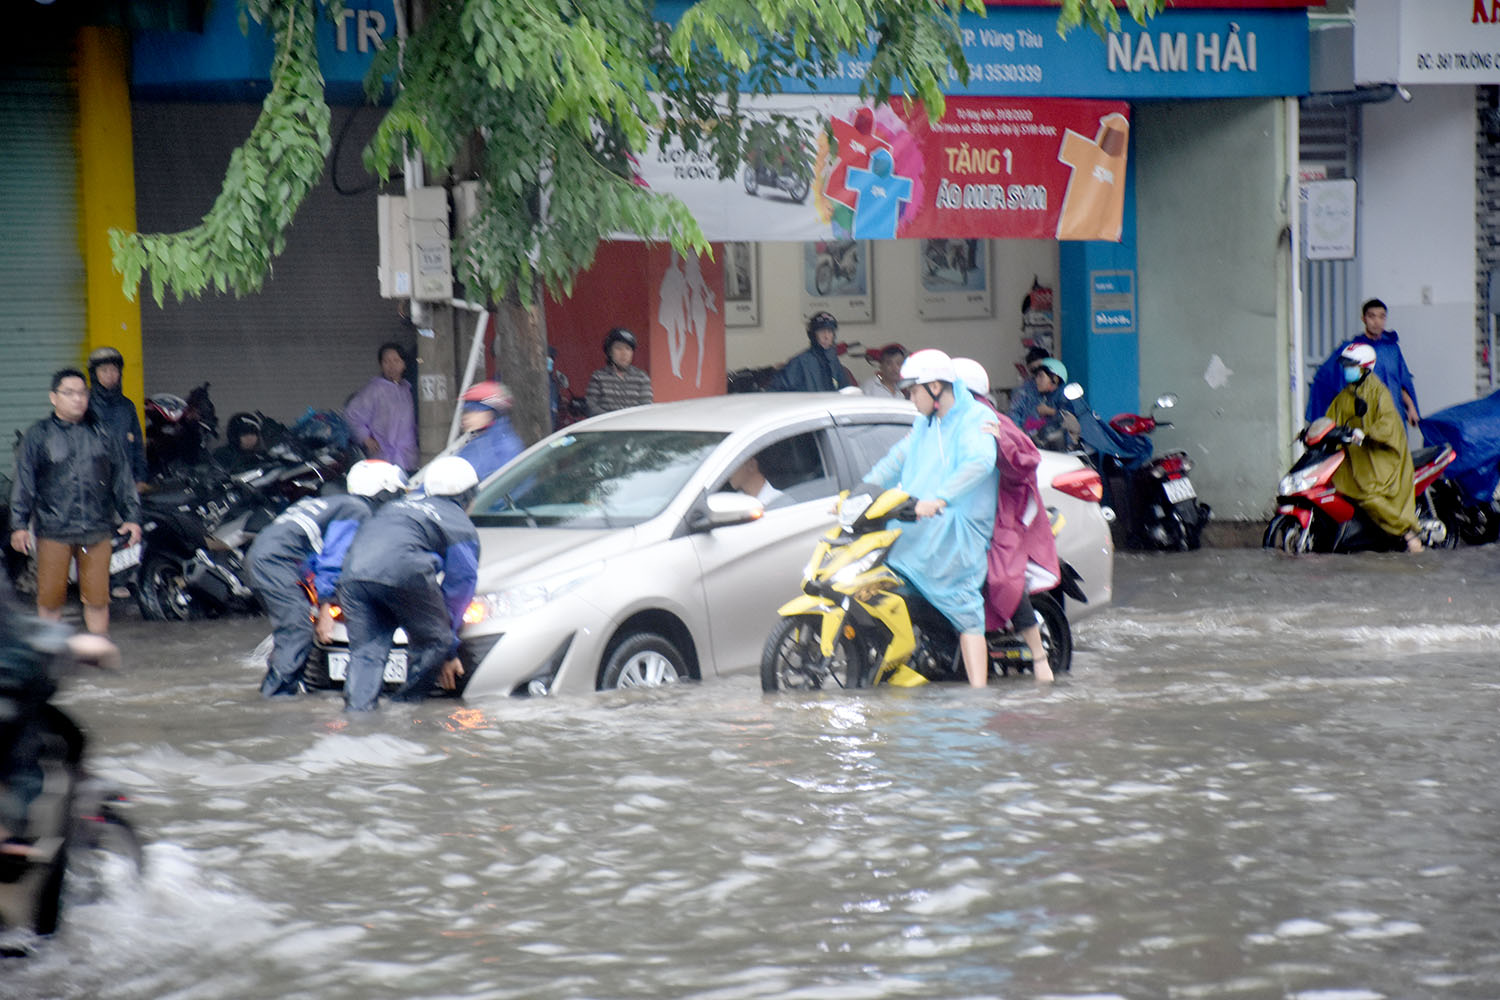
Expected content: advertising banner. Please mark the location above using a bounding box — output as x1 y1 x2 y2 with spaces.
633 95 1130 243
1356 0 1500 85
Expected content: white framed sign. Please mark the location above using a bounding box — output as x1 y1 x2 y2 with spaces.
1303 179 1356 261
916 239 993 320
722 242 759 327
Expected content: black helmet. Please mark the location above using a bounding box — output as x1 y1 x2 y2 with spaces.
604 327 638 357
226 412 262 441
806 311 838 345
87 346 124 372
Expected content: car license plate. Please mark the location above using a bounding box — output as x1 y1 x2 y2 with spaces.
326 650 408 684
110 542 142 573
1163 477 1197 504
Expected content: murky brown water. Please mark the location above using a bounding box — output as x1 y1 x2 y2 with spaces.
6 548 1500 999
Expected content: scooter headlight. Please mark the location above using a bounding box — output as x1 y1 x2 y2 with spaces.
1279 471 1308 496
831 550 883 587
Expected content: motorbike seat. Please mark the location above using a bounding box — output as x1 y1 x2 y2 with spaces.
1411 445 1444 467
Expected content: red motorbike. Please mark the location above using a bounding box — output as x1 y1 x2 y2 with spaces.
1264 417 1457 553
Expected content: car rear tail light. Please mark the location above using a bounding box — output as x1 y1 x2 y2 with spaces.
1051 467 1104 503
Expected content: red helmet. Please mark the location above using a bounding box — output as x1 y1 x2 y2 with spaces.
460 380 512 413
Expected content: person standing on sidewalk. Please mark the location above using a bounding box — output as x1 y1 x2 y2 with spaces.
86 347 147 490
9 369 141 636
586 328 653 416
344 342 418 474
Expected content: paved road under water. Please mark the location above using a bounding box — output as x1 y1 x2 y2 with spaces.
6 547 1500 999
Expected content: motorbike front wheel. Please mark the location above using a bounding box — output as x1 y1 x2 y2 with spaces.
137 553 198 621
760 615 865 692
1264 513 1314 554
786 174 810 203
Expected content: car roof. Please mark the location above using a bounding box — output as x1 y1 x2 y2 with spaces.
563 393 916 435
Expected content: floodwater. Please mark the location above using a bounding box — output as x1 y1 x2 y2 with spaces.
6 547 1500 999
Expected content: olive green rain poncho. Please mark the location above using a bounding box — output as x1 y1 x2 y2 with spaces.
1326 372 1418 538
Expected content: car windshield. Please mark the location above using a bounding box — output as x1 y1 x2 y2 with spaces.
471 429 727 529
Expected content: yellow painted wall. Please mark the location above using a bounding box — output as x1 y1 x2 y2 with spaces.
75 26 144 428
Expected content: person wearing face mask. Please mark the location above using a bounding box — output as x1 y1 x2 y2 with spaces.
1326 343 1422 553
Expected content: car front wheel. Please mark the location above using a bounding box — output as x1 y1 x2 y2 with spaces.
600 632 689 690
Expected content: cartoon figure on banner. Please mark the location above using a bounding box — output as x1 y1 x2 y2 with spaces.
1056 112 1129 241
816 105 924 239
658 253 718 386
844 149 913 240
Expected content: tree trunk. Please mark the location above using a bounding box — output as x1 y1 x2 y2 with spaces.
492 281 551 445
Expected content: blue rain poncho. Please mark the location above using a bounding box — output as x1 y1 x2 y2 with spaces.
867 383 999 634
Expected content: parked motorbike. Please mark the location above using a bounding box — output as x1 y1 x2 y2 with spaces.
0 615 142 944
760 486 1086 692
1050 384 1211 550
727 341 863 394
1263 417 1456 554
144 383 218 478
1419 390 1500 545
136 437 337 621
742 157 811 204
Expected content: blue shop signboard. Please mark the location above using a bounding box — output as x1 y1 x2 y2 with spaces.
659 3 1310 100
132 1 395 99
136 3 1306 102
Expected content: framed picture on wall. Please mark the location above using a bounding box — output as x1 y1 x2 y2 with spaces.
916 238 993 320
723 241 759 327
801 239 873 323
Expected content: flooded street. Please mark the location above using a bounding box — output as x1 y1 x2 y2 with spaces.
7 547 1500 999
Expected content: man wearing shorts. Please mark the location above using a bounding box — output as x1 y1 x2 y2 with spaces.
9 369 142 636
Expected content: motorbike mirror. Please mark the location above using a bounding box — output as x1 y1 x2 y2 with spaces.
1154 393 1178 410
1062 382 1085 401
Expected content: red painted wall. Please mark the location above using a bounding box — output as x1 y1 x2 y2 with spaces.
544 241 726 412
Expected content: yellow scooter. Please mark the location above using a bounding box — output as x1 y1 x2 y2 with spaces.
760 486 1077 692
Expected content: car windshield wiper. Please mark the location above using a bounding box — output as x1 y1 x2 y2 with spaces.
502 493 539 528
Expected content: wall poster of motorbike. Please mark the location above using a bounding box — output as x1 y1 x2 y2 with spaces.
918 238 991 320
631 91 1130 241
801 239 872 323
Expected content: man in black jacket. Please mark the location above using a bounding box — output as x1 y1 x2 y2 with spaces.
86 347 148 489
9 369 142 636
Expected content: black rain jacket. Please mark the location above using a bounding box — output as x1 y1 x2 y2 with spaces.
9 414 142 543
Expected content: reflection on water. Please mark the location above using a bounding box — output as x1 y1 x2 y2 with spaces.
6 549 1500 998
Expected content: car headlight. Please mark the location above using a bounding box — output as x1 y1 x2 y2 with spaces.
831 550 882 587
471 562 601 624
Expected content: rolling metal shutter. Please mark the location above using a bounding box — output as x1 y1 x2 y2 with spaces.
0 75 87 479
132 101 412 433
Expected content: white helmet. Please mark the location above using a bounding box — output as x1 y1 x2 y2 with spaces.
951 357 990 396
424 455 480 497
1339 342 1377 371
897 348 957 389
346 459 407 498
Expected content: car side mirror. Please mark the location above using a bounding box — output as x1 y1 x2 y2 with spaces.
689 492 765 532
